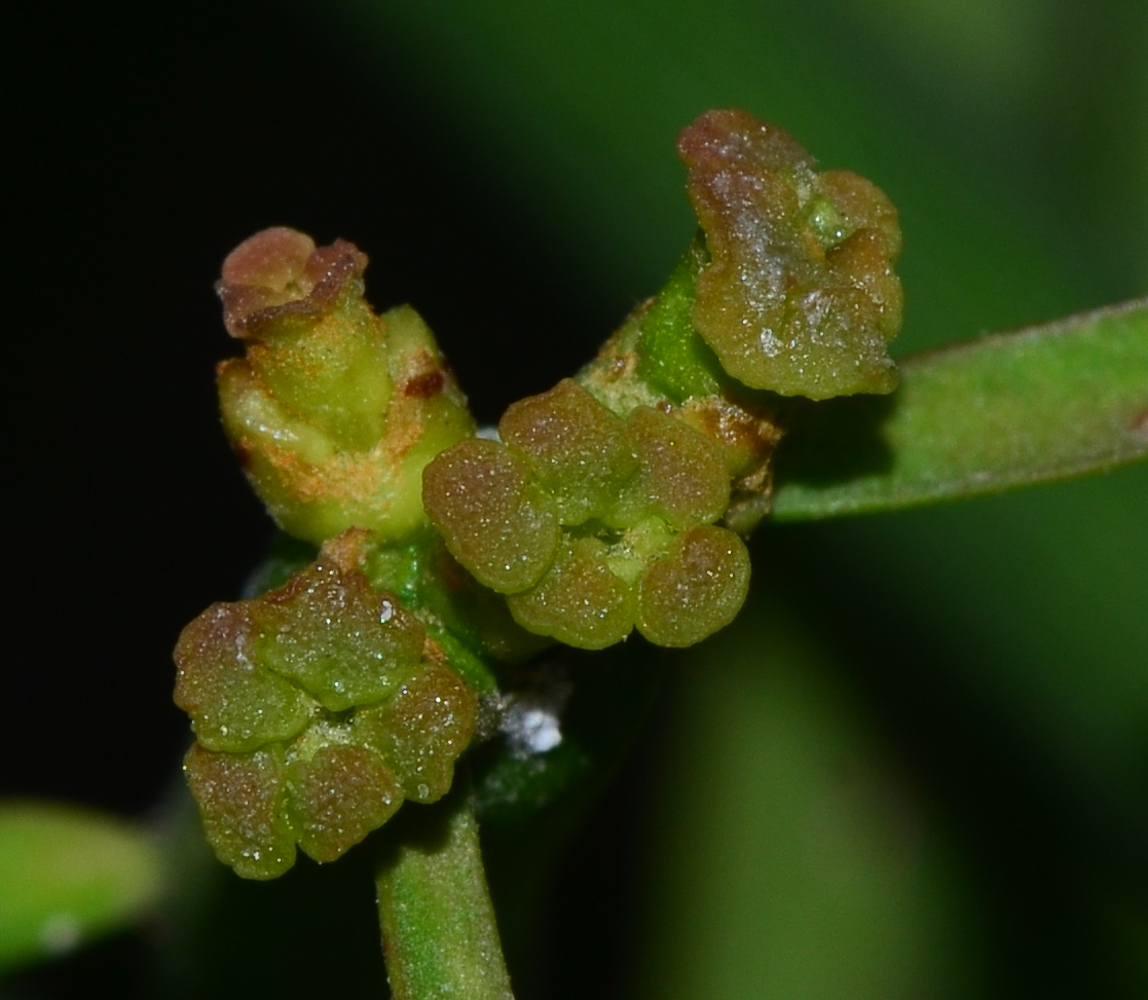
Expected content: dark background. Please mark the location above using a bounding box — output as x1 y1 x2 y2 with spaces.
6 0 602 814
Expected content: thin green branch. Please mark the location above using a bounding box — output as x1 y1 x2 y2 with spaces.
772 298 1148 518
375 786 515 1000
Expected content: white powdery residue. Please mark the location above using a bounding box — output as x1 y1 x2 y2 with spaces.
757 327 784 358
504 705 562 755
500 666 573 759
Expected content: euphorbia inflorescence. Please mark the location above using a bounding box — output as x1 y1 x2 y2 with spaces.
176 108 904 879
422 379 752 649
175 531 476 878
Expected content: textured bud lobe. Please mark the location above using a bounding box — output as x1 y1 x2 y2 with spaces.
680 109 903 400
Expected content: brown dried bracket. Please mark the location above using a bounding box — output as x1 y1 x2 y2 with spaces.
217 227 370 337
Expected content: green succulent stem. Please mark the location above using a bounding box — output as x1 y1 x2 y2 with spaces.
375 784 514 1000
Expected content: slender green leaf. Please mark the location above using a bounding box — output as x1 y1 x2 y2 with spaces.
0 802 164 972
773 299 1148 519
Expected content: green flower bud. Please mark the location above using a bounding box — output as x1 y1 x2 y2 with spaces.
679 109 903 400
215 227 475 545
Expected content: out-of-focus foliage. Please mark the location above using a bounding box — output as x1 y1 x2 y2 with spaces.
0 804 163 974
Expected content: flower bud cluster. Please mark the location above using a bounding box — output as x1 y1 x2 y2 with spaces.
174 533 476 879
423 379 750 649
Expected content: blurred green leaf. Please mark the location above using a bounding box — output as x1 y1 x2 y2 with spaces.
774 298 1148 518
640 605 977 1000
318 0 1101 351
0 802 163 973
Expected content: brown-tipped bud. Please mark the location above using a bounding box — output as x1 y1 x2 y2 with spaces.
215 227 475 545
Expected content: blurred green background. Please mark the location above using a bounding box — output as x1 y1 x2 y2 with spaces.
5 0 1148 996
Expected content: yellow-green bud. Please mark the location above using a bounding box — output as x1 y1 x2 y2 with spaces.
216 227 475 545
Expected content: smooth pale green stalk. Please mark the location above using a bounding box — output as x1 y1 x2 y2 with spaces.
773 298 1148 518
375 789 514 1000
0 802 164 972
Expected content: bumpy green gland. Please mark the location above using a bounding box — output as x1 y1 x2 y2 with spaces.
636 524 751 647
507 536 637 650
679 109 903 400
500 378 637 523
507 525 749 649
174 557 426 751
216 227 474 545
421 438 561 594
183 744 296 879
256 559 425 712
352 664 477 802
174 602 315 754
617 405 730 530
284 743 402 865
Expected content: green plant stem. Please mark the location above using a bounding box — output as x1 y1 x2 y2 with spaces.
375 785 514 1000
773 296 1148 517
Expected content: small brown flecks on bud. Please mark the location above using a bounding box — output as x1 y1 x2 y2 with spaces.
680 396 783 468
216 227 368 338
318 527 373 575
231 440 253 471
403 370 446 399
